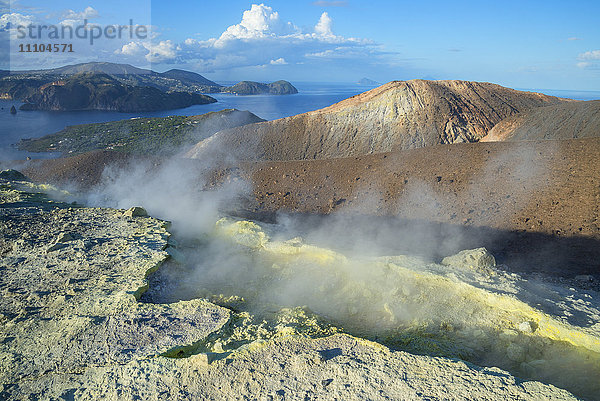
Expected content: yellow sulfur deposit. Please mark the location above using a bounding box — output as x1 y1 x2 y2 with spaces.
17 181 73 201
212 218 600 400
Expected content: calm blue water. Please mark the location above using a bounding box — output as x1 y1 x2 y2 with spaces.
517 88 600 102
0 82 598 161
0 82 373 161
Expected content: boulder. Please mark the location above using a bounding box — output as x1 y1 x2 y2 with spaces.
124 206 148 218
0 169 29 181
441 247 496 272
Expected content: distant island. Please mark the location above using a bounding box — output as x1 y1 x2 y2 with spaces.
223 80 298 95
357 78 381 86
0 62 298 112
18 72 216 112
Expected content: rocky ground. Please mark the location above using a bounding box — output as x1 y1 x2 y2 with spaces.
238 138 600 237
0 173 590 400
225 137 600 277
17 137 600 239
0 175 230 397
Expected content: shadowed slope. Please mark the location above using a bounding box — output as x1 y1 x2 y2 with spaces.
481 100 600 142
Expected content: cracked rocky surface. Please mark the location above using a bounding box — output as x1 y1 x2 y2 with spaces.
6 335 580 401
0 178 230 398
0 176 587 400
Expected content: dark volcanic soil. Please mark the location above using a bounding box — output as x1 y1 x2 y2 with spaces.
14 138 600 239
15 151 135 188
241 138 599 239
233 137 600 277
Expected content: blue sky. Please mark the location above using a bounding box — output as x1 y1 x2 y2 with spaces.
1 0 599 90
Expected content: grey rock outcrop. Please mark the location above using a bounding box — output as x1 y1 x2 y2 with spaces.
4 334 579 401
0 178 230 396
0 170 28 181
442 247 497 273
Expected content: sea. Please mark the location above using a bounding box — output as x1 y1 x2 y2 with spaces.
0 82 599 161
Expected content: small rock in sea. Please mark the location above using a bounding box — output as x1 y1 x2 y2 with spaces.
124 206 148 218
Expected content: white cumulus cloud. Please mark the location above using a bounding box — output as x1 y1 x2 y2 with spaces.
216 4 296 45
170 3 382 73
576 50 600 70
87 3 391 76
145 40 179 62
270 57 288 65
59 6 99 26
579 50 600 60
117 41 147 57
115 40 179 63
314 12 333 37
0 12 34 30
62 6 99 21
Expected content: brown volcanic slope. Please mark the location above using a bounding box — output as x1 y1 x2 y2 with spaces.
239 138 599 238
16 151 135 188
18 138 600 239
15 137 600 276
481 100 600 142
186 80 568 161
236 137 600 276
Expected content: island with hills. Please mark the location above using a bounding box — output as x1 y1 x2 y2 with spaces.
222 80 298 95
0 62 298 112
17 72 217 112
357 77 380 86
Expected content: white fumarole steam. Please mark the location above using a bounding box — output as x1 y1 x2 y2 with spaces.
82 139 599 400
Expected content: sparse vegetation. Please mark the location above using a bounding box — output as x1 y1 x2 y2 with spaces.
18 109 264 156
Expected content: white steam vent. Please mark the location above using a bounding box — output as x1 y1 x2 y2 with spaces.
144 217 600 400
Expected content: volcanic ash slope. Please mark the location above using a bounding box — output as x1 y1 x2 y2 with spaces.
481 99 600 142
186 79 568 161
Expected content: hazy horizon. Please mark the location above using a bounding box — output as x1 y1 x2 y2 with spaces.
1 1 599 91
